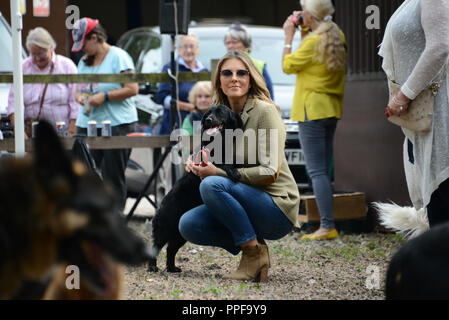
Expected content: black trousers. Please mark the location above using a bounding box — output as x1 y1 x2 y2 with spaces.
76 122 136 210
427 178 449 227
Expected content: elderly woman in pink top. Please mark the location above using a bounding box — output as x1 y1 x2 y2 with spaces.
8 27 80 137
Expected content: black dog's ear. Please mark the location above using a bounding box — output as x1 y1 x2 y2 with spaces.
201 109 212 125
230 109 243 130
33 120 75 184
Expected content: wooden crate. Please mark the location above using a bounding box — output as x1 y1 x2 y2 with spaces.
298 192 366 223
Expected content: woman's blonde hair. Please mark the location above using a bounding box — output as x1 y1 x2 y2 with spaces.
212 50 279 112
26 27 57 51
188 81 212 105
301 0 346 71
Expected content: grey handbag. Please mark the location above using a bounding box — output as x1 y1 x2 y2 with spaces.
387 64 448 133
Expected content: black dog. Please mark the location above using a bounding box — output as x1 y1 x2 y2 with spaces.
148 105 243 272
0 120 150 299
385 222 449 300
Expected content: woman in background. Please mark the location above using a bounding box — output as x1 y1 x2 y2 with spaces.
72 17 138 210
380 0 449 227
8 27 80 137
283 0 346 240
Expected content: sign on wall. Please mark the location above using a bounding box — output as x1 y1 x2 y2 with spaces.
19 0 26 14
33 0 50 17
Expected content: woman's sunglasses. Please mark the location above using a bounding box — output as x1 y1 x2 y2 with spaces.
220 69 249 78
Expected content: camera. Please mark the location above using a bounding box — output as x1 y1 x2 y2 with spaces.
291 13 303 27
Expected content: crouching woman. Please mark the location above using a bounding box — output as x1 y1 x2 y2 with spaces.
178 50 300 282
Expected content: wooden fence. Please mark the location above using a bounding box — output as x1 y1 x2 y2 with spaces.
0 70 211 151
0 71 211 84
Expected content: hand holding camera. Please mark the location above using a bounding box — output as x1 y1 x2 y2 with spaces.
291 10 310 33
290 12 304 27
283 10 309 47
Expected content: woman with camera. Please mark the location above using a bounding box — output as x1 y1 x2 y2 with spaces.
282 0 346 240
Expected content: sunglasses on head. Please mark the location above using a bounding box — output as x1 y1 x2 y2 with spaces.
220 69 249 78
229 24 245 32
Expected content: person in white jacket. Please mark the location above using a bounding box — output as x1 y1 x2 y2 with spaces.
379 0 449 228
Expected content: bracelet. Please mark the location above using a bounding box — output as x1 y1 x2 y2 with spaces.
284 44 292 49
104 91 109 101
392 95 408 106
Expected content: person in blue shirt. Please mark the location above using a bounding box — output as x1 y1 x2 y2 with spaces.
224 23 275 101
72 17 138 210
156 33 208 135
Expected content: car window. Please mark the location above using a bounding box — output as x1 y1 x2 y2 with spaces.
0 18 13 72
194 30 300 86
251 35 300 86
120 31 162 73
196 37 227 70
141 47 163 73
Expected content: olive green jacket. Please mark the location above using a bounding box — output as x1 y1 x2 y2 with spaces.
216 98 300 227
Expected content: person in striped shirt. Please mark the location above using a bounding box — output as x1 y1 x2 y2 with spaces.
7 27 80 137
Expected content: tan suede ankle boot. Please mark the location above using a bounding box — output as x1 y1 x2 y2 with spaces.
223 244 270 282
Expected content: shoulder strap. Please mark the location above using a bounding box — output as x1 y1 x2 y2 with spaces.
36 59 55 120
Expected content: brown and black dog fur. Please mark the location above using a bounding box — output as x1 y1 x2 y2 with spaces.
0 120 150 299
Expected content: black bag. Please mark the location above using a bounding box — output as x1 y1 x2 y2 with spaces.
71 137 102 179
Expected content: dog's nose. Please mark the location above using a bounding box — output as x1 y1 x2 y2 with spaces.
205 116 213 124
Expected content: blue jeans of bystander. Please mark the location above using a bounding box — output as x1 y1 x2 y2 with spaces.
298 117 338 229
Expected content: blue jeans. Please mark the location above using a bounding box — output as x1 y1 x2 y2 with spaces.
178 176 293 255
298 117 338 229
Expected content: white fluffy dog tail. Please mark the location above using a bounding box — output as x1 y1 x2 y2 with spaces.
372 201 429 239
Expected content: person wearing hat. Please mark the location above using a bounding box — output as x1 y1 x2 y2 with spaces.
224 23 274 101
72 17 138 210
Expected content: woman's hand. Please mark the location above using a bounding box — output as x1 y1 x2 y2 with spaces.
386 90 411 117
67 119 77 137
283 13 296 41
75 92 88 105
194 162 217 179
88 92 106 107
186 156 217 179
176 100 195 112
185 155 195 173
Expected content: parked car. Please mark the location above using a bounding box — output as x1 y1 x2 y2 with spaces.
0 11 27 138
118 23 310 188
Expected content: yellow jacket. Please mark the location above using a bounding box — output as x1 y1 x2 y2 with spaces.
283 33 346 122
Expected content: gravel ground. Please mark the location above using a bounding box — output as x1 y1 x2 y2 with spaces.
124 220 404 300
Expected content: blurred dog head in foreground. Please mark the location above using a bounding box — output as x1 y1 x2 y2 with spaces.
0 121 150 299
385 221 449 300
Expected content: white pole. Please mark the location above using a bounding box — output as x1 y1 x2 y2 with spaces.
10 0 25 157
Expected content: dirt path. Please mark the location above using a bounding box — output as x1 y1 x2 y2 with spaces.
124 223 403 300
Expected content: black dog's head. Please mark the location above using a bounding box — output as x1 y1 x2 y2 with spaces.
0 120 150 299
201 105 243 141
197 105 243 182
